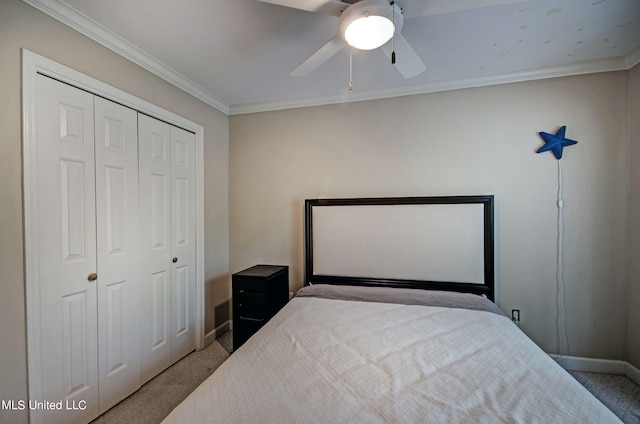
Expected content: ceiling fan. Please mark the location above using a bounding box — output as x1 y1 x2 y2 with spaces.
257 0 527 79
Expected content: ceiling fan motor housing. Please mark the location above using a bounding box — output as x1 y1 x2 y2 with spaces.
338 0 404 50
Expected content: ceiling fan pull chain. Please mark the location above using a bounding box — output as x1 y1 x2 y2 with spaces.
349 46 353 92
390 1 396 64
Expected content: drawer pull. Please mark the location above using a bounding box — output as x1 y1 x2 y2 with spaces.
239 316 264 322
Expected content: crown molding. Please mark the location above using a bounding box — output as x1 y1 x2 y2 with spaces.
24 0 639 117
229 53 639 115
624 45 640 69
23 0 231 115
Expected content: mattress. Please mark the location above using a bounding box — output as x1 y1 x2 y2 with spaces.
162 286 620 423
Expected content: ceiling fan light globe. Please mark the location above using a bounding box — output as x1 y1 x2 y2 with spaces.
344 16 394 50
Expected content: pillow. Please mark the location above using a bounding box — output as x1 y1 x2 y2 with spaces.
295 284 506 316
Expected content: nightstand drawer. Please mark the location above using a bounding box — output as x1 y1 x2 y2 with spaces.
235 304 265 320
237 315 266 326
234 319 263 348
234 279 266 293
234 289 265 306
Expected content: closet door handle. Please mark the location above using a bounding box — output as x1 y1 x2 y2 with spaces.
88 273 98 282
172 257 178 263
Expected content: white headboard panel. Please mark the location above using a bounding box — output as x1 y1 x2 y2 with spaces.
304 196 495 300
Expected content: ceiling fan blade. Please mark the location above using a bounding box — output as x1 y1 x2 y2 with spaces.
256 0 350 17
290 35 345 77
402 0 528 19
381 33 426 79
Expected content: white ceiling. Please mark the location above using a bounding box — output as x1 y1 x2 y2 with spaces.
25 0 640 115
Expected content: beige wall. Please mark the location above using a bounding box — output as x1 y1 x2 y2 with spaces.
1 1 638 422
627 64 640 369
230 72 630 360
0 1 229 422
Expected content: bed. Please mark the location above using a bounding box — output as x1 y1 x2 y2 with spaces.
162 196 620 423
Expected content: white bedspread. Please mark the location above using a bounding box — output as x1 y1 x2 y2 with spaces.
162 297 620 423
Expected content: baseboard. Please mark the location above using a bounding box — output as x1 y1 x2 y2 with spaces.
204 320 232 346
204 329 217 347
549 354 640 385
625 361 640 386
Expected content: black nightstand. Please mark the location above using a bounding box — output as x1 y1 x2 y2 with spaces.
232 265 289 351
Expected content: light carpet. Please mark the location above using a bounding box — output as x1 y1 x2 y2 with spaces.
91 340 229 424
569 370 640 424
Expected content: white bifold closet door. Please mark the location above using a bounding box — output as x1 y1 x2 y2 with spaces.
138 114 196 382
35 74 141 423
94 96 141 413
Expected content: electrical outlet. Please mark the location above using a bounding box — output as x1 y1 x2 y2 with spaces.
511 309 520 322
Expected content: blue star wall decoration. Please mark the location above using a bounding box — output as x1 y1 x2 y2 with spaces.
537 126 578 159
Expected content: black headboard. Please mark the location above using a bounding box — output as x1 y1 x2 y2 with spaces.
304 195 495 300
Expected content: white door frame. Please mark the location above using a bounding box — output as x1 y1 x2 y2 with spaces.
22 49 206 422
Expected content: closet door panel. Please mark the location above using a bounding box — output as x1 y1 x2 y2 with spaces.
94 97 141 412
150 270 170 348
139 114 173 381
170 126 196 361
36 74 99 423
